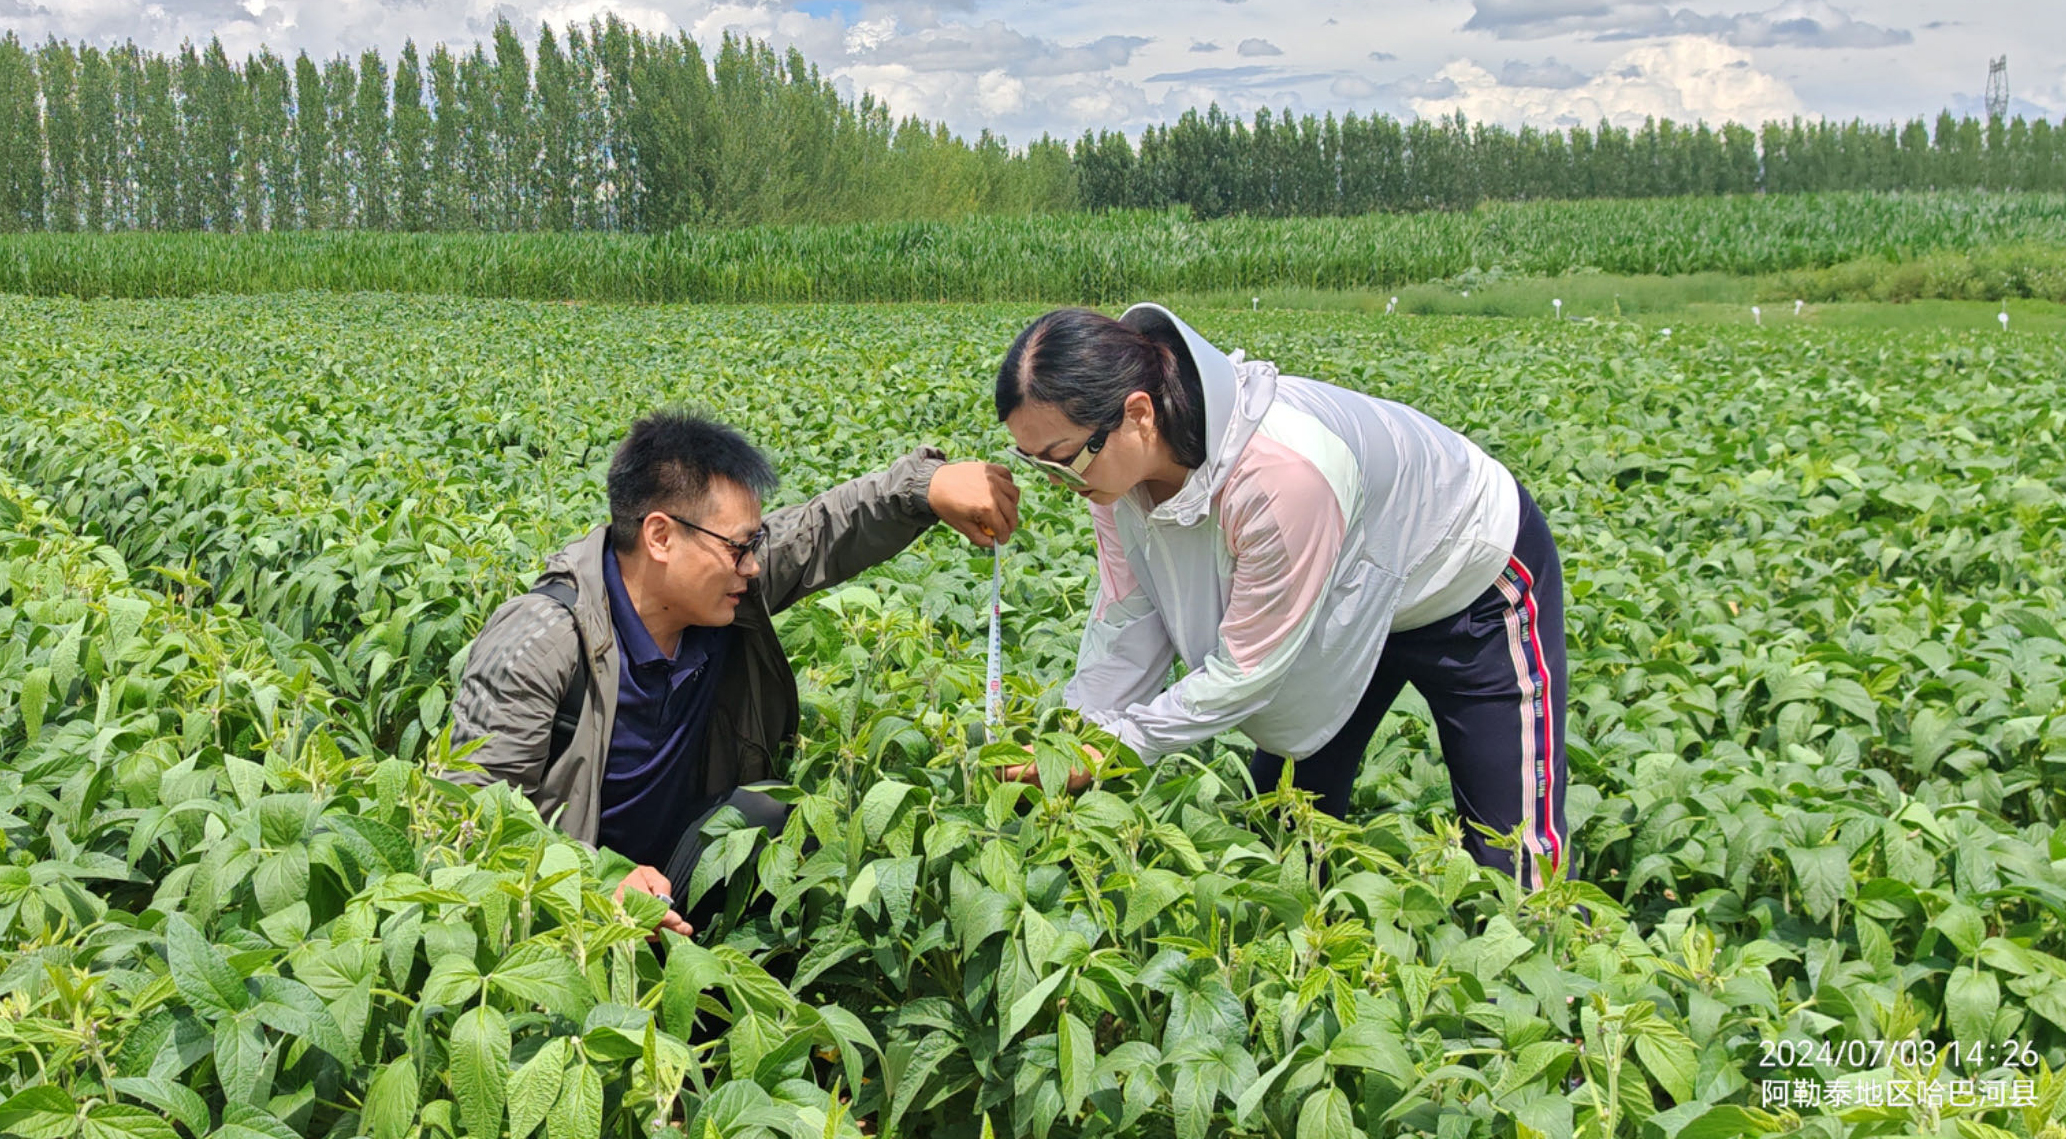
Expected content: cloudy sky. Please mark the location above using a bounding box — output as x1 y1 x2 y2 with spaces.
6 0 2062 144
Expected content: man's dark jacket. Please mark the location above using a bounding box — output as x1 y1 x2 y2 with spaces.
447 447 946 847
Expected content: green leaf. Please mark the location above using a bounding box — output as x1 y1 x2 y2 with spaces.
1121 868 1186 937
251 976 351 1062
1296 1087 1355 1139
1934 903 1986 958
82 1104 179 1139
859 779 917 844
450 1004 511 1139
545 1061 602 1139
422 954 485 1008
506 1037 568 1139
1946 965 2000 1046
1633 1023 1698 1104
108 1077 209 1137
490 941 594 1020
105 595 150 652
660 937 723 1038
1003 969 1070 1045
0 1086 78 1139
886 1030 958 1137
166 912 249 1016
19 666 49 739
213 1015 269 1106
364 1056 420 1139
1058 1011 1094 1120
536 843 583 922
1784 844 1852 923
218 1104 304 1139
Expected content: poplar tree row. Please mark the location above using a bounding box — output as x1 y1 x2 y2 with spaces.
2 20 2062 232
0 21 1077 232
1074 105 2066 216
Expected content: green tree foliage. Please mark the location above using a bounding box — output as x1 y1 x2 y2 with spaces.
3 23 2062 230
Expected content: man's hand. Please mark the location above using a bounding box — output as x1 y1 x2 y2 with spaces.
998 744 1102 794
928 462 1021 548
616 864 694 940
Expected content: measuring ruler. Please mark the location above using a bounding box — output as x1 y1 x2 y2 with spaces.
985 540 1003 741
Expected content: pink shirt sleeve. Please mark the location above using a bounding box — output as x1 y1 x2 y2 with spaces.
1216 434 1348 674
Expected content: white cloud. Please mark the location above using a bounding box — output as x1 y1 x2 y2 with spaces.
1410 36 1802 128
1463 0 1912 49
1331 74 1378 98
1 0 2059 146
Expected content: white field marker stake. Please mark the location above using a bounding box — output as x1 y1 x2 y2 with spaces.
1794 299 1804 317
985 539 1004 741
2000 309 2010 332
1752 305 1762 326
1252 296 1260 311
1552 298 1562 320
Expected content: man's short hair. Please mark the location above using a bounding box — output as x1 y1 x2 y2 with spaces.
607 411 779 551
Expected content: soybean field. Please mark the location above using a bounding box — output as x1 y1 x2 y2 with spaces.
2 293 2065 1139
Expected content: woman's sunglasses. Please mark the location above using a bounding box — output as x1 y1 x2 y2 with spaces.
1007 426 1109 490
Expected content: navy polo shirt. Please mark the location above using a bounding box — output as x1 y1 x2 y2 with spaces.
595 547 733 870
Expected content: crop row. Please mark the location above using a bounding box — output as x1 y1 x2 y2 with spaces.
2 192 2064 304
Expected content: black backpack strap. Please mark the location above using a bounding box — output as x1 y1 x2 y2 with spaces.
530 579 589 769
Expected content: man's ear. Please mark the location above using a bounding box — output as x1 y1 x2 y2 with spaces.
639 511 675 561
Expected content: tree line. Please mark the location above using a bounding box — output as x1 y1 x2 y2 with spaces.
1074 105 2066 215
2 21 2062 234
0 21 1076 232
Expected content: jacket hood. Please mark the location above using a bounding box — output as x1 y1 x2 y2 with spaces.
1119 303 1276 527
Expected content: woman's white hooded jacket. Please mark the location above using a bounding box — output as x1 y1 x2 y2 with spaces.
1065 304 1521 763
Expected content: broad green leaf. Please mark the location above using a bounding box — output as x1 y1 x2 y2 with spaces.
1121 868 1186 937
1633 1023 1698 1104
545 1062 603 1139
536 843 583 922
0 1086 77 1139
213 1015 269 1106
1946 965 2000 1046
490 941 594 1020
1003 969 1070 1044
19 666 49 740
1058 1011 1094 1120
422 954 485 1008
364 1056 420 1139
1296 1087 1354 1139
506 1036 568 1139
251 976 351 1062
108 1077 209 1136
167 912 250 1016
82 1104 179 1139
859 780 917 844
886 1030 958 1136
450 1004 511 1139
1784 845 1852 923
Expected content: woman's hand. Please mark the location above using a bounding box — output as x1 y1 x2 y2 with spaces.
615 864 694 940
997 744 1102 793
928 462 1022 547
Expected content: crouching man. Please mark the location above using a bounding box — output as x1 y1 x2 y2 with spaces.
448 410 1019 937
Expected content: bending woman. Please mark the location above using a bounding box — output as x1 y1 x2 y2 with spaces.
997 304 1569 886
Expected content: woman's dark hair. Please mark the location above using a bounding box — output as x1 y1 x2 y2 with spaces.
995 308 1208 469
607 410 779 551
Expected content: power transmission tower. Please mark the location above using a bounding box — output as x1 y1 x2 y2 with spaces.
1986 56 2009 120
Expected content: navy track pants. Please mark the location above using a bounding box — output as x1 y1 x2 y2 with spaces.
1252 482 1570 887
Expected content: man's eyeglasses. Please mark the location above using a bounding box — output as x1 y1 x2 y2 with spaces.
667 514 768 571
1008 426 1110 490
